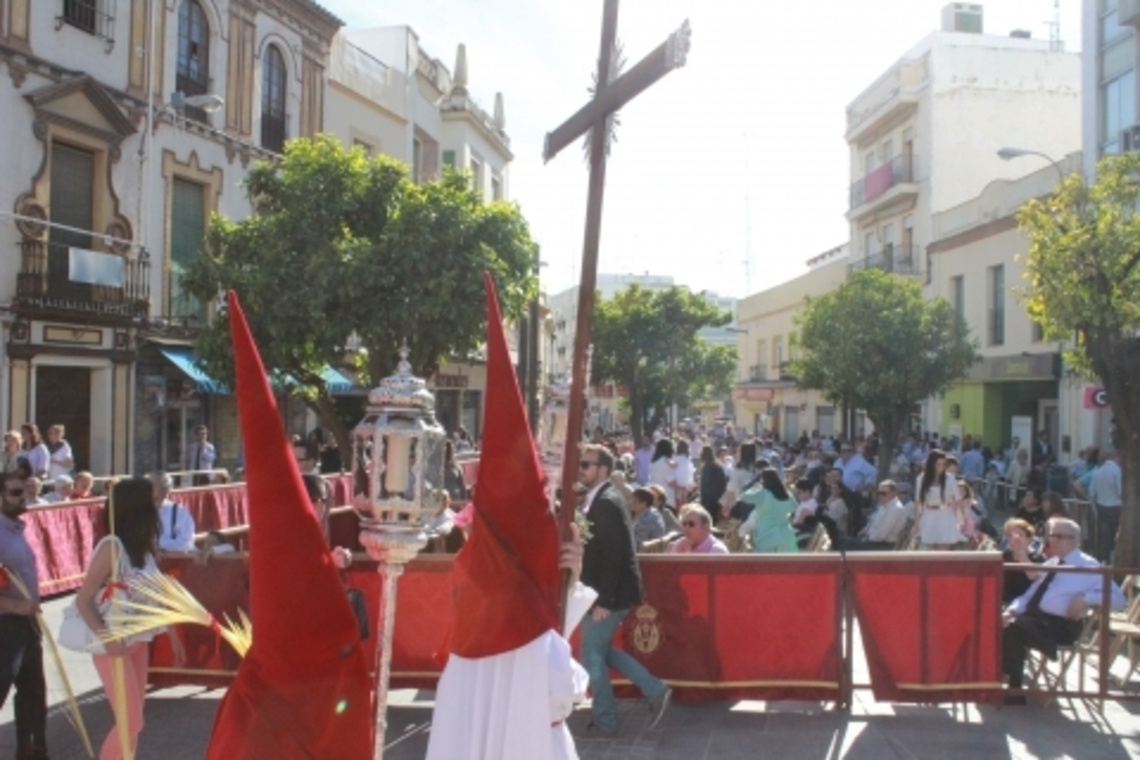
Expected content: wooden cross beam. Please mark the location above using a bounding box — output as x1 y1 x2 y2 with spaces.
543 0 690 554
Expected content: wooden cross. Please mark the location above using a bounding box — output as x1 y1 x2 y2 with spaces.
544 0 691 552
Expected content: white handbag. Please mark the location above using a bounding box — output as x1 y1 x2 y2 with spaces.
58 536 130 654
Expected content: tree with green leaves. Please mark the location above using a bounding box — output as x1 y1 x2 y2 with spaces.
1017 153 1140 568
183 135 537 456
791 269 978 481
590 285 736 440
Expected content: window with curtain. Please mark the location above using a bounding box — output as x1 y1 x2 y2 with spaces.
177 0 211 123
262 44 287 152
170 178 207 323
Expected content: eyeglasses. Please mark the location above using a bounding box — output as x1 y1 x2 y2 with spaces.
5 488 24 496
877 491 891 496
579 460 599 470
1048 533 1077 539
682 520 700 528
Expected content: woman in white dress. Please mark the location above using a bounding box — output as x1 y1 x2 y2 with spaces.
915 449 964 549
647 439 678 509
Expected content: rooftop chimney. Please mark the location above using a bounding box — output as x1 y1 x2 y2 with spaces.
941 3 984 34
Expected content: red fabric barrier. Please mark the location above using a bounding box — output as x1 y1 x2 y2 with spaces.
171 484 250 533
148 554 843 704
22 498 105 596
847 553 1003 704
150 556 250 689
615 555 843 702
327 474 353 507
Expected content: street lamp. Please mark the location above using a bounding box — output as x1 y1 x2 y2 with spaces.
997 147 1065 185
351 346 447 759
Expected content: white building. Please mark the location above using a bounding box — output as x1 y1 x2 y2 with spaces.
734 246 849 441
1080 0 1135 176
845 3 1080 438
547 273 676 380
323 26 515 440
0 0 340 475
0 2 521 469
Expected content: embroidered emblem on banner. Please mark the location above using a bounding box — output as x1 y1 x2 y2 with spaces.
631 604 661 654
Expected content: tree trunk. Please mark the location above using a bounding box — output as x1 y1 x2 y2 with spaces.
1116 440 1140 569
629 396 644 442
876 422 900 485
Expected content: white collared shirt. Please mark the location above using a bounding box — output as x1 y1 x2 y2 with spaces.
1007 547 1125 617
158 498 196 552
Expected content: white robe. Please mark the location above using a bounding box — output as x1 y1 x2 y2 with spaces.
426 583 597 760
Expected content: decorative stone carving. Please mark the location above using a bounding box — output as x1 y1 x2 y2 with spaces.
6 60 28 89
13 194 47 240
105 217 133 254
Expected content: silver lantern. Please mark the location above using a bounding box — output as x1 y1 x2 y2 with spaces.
352 346 447 760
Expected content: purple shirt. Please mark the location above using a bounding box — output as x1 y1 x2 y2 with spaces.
0 512 39 604
634 447 653 485
671 534 729 555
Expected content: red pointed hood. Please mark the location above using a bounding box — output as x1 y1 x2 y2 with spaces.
206 291 372 759
448 272 562 658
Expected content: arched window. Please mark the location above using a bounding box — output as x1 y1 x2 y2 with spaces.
177 0 210 123
261 45 287 152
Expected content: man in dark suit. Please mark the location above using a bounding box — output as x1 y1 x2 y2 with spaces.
578 444 671 736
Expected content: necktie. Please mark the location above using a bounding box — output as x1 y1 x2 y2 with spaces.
1026 559 1063 614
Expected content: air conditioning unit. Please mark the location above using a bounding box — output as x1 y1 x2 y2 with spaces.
1122 124 1140 152
1121 0 1140 27
941 3 984 34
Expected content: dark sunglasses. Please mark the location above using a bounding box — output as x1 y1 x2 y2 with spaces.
5 488 25 496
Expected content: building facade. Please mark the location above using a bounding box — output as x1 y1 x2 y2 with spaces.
927 152 1105 458
0 2 519 472
1081 0 1135 176
733 246 848 442
845 5 1080 440
0 0 339 476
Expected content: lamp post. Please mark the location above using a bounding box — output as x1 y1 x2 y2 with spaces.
997 147 1066 185
352 346 447 760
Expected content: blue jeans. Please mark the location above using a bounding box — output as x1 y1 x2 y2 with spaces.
579 607 667 732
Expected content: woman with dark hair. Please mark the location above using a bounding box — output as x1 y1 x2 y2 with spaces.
915 449 964 549
20 423 48 479
648 438 678 508
720 442 757 519
737 468 798 553
75 478 183 759
698 446 727 517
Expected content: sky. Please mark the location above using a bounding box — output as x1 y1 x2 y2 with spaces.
325 0 1082 300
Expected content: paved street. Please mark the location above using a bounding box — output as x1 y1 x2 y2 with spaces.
4 595 1140 759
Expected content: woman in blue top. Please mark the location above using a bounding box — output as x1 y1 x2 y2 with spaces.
737 468 798 553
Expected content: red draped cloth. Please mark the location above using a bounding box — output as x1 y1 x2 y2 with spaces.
22 498 105 597
612 555 843 702
170 484 250 534
847 552 1003 704
149 555 844 704
150 556 250 689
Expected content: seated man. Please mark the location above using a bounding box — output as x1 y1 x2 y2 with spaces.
42 475 73 503
1001 517 1125 704
150 471 196 552
670 504 729 554
844 480 908 550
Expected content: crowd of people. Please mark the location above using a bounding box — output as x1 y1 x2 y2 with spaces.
580 422 1123 565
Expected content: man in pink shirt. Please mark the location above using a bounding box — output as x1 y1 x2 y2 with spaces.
671 505 729 554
